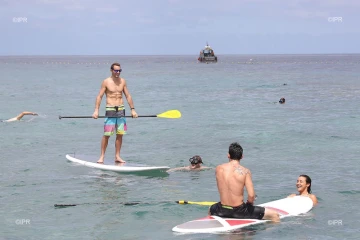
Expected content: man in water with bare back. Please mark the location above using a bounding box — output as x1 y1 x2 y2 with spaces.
209 142 280 222
92 63 138 164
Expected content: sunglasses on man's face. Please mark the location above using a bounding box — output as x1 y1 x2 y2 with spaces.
112 69 122 73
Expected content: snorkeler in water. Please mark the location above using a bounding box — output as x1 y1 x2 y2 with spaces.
167 155 212 172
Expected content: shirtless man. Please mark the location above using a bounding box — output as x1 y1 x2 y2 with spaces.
209 142 280 222
3 111 38 122
288 175 318 206
92 63 138 164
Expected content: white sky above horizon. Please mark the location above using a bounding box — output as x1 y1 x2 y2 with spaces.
1 0 359 55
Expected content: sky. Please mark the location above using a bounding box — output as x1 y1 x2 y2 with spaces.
1 0 360 55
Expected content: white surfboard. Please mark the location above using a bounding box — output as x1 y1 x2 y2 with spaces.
66 154 170 173
172 196 313 233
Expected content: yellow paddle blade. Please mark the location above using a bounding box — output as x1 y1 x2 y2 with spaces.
176 200 216 206
156 110 182 119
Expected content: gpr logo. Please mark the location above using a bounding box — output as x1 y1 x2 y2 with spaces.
15 219 30 225
328 17 342 22
13 17 28 23
328 220 342 225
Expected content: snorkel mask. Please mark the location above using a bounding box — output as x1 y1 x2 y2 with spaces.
189 155 203 165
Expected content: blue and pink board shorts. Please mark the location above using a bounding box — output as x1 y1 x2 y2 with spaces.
104 105 127 136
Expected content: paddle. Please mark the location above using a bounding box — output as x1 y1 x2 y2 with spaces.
54 200 216 208
59 110 181 119
175 197 258 207
176 201 216 206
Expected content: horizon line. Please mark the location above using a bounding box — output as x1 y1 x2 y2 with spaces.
1 53 360 57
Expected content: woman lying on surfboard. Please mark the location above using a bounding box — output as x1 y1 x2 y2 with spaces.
288 174 318 206
167 155 212 172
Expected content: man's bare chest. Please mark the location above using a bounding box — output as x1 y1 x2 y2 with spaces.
106 82 124 94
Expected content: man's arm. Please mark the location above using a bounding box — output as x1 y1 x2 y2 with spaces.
122 80 135 109
92 80 106 119
200 166 213 169
166 166 190 172
5 112 37 122
15 112 27 120
122 79 138 118
244 169 256 204
16 112 37 120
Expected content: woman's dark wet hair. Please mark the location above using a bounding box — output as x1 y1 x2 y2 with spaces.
300 174 312 193
229 142 243 160
189 155 203 165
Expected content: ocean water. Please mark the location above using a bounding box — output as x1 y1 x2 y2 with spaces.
0 54 359 240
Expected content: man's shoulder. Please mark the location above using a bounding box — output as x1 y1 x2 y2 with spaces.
103 77 112 83
234 163 250 171
216 163 226 168
101 78 110 87
216 163 228 170
241 166 251 173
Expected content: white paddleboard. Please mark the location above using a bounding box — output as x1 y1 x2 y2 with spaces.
172 196 313 233
66 154 170 173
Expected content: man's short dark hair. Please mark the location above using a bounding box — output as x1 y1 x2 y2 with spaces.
110 62 121 70
229 142 243 160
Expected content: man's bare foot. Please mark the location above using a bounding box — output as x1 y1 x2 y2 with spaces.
97 156 104 164
115 157 126 163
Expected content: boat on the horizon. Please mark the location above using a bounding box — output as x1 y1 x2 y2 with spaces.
198 42 217 63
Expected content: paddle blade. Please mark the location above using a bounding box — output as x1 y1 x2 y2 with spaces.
156 110 181 119
176 201 216 206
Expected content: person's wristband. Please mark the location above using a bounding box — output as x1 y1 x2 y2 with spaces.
131 108 135 110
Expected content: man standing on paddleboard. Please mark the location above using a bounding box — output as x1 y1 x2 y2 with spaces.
209 142 280 222
92 63 138 164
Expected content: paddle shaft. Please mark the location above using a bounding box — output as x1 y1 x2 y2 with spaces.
55 202 144 207
55 200 215 208
59 115 156 119
59 109 181 119
176 201 216 206
55 196 257 208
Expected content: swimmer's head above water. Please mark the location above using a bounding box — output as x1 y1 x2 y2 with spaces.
279 98 285 104
189 155 203 169
166 155 209 172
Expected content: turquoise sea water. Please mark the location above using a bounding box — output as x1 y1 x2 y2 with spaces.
0 54 359 239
